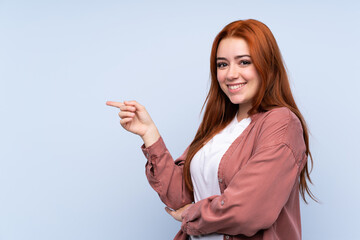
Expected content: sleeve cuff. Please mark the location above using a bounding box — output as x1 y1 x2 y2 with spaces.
140 136 166 161
180 203 201 235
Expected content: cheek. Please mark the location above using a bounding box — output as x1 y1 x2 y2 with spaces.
241 69 254 80
217 71 226 83
253 72 262 88
251 76 262 96
243 69 261 86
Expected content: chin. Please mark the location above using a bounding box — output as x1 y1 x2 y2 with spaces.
228 96 246 105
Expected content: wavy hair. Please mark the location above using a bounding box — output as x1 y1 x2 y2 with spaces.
183 19 316 203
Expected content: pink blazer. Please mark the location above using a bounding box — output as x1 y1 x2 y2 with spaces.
141 107 307 240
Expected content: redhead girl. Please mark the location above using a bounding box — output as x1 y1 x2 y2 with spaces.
107 19 315 240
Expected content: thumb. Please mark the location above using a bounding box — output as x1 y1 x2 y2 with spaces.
165 207 175 217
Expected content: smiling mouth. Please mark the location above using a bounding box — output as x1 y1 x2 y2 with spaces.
228 83 247 90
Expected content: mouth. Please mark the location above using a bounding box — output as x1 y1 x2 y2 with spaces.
227 82 247 91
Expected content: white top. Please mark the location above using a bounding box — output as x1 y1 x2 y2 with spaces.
189 114 251 240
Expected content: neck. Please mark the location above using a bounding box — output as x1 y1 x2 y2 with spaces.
237 102 252 122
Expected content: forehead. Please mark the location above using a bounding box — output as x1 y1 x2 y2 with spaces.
216 37 250 57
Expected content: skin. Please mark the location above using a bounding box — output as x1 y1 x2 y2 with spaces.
216 37 261 122
106 37 261 222
105 100 160 148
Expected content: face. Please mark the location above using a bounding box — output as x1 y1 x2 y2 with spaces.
216 37 261 114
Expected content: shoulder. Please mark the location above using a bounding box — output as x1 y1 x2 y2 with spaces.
258 107 301 131
253 107 305 151
262 107 297 123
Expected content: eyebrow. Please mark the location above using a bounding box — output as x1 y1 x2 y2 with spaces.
216 55 251 61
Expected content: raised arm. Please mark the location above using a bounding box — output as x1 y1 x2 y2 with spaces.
107 100 193 209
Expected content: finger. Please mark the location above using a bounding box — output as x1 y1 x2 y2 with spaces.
120 118 133 125
165 207 175 217
119 105 136 112
124 100 144 110
118 111 135 119
106 101 124 108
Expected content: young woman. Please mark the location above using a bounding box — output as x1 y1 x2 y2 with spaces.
107 19 315 240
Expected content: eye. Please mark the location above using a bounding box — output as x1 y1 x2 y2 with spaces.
217 62 228 69
239 60 251 66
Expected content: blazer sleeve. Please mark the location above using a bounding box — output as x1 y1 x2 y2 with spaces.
180 109 307 237
141 136 194 210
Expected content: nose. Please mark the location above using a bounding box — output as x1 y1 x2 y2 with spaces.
226 64 239 81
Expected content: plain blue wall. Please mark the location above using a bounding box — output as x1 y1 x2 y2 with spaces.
0 0 359 239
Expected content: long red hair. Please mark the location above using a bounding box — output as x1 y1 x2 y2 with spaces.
183 19 316 203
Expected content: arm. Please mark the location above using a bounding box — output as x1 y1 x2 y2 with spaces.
181 109 306 237
181 144 303 236
106 100 193 209
141 136 194 210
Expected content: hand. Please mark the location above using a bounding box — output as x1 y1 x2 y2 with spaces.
165 204 193 222
106 100 160 147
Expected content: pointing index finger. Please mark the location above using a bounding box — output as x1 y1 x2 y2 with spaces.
106 101 124 108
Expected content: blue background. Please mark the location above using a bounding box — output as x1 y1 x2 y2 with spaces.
0 0 359 239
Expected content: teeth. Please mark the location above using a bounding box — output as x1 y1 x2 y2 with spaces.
228 83 246 90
